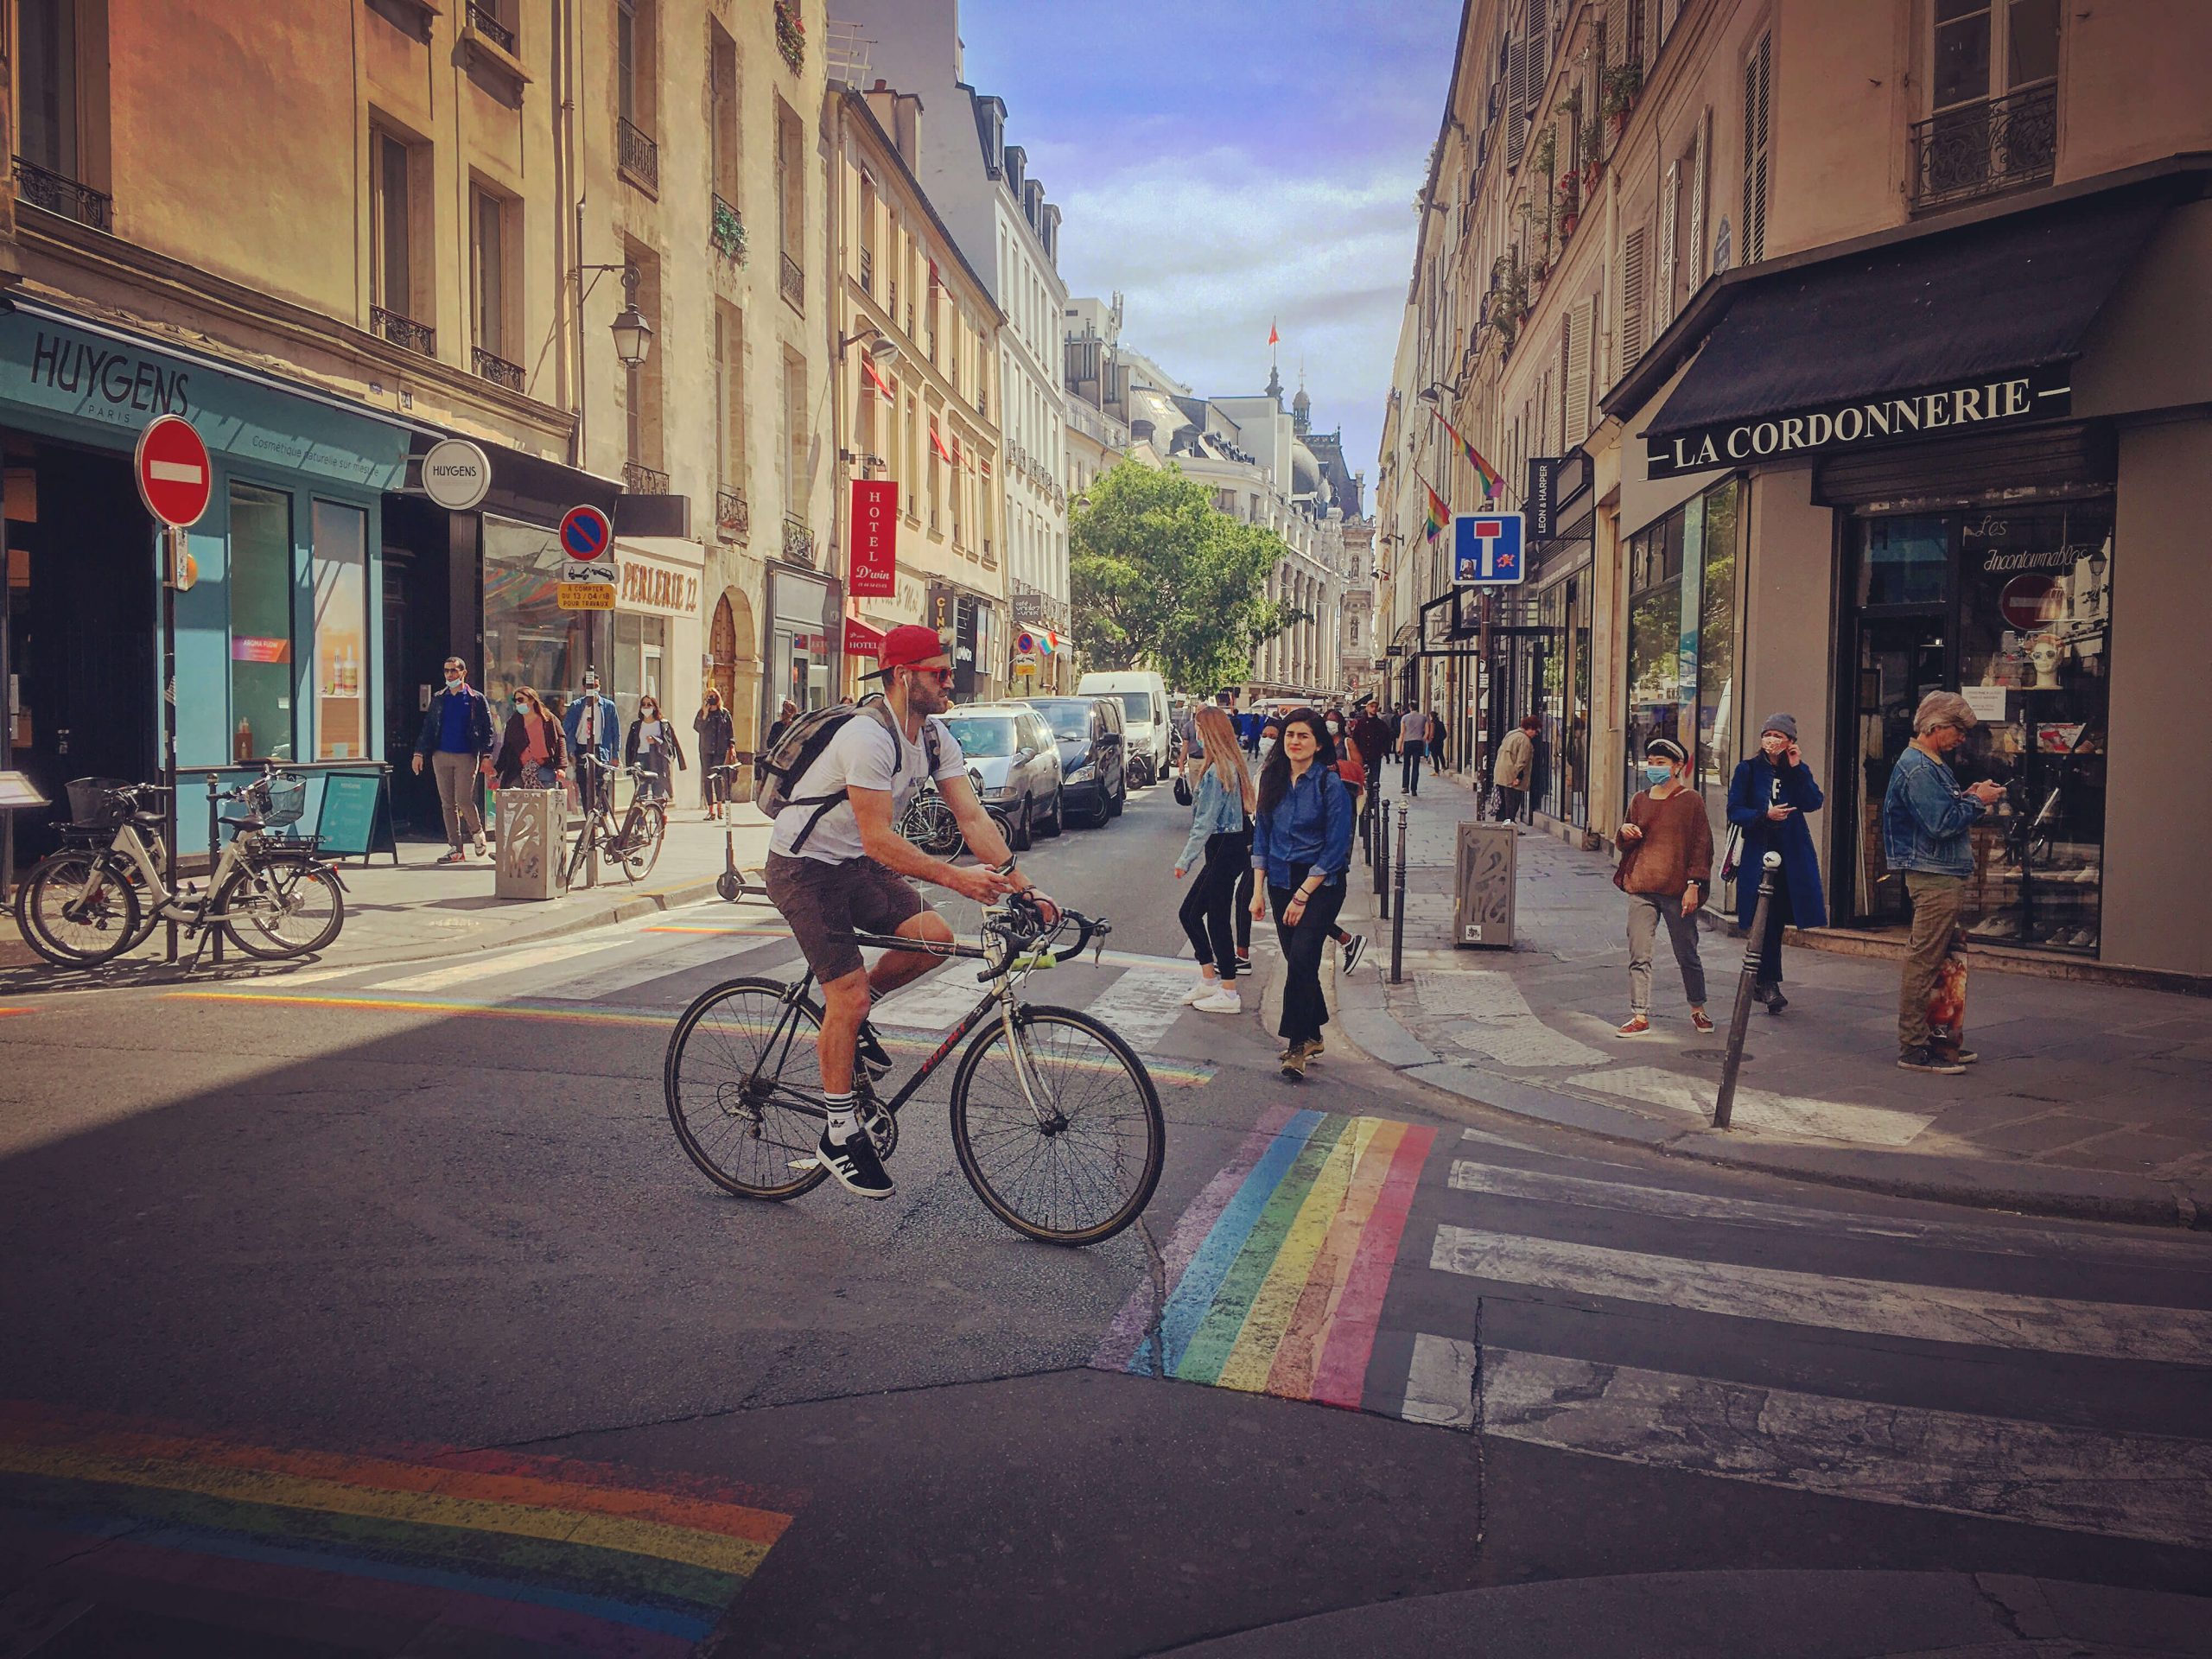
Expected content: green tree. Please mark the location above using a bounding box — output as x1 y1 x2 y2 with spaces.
1069 461 1306 691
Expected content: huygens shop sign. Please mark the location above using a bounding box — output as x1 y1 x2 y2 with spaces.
1644 364 2071 480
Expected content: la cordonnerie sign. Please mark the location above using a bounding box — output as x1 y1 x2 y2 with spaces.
1643 364 2070 480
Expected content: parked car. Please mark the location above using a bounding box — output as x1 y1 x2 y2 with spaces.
941 703 1065 849
1023 696 1127 826
1077 671 1171 787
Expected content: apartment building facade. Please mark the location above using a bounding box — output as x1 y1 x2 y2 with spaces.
1384 0 2212 977
827 84 1006 702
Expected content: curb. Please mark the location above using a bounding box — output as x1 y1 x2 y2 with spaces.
1326 951 2206 1231
319 871 732 971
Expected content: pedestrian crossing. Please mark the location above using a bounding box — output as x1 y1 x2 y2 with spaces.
1107 1113 2212 1550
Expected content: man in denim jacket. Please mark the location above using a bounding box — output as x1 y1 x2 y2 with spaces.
1882 690 2006 1072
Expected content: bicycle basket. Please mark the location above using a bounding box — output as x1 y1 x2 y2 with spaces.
259 775 308 829
65 777 135 829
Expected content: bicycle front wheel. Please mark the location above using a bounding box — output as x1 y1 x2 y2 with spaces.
220 855 345 958
16 853 142 968
950 1005 1164 1246
617 810 664 883
665 976 830 1199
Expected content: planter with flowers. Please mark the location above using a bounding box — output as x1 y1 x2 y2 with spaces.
774 1 804 73
1556 174 1582 242
1602 61 1643 137
1581 118 1605 188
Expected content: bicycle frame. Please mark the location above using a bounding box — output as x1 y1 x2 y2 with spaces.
93 820 252 924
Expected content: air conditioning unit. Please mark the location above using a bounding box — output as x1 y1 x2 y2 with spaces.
1452 819 1516 949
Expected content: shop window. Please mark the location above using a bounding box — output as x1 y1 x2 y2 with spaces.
610 612 667 728
311 502 368 760
1624 478 1741 833
483 515 592 715
1858 514 1948 606
1694 479 1739 807
228 484 295 763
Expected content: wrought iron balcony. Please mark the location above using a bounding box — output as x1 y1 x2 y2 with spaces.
472 346 524 391
618 118 659 192
372 305 436 356
782 514 817 567
14 156 111 231
779 251 804 312
710 194 747 263
465 1 516 52
624 459 669 494
1910 84 2056 213
716 487 751 543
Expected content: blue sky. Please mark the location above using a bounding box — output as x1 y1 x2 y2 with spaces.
953 0 1463 491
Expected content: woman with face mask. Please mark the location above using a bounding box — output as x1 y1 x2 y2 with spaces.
1725 715 1827 1012
1250 709 1355 1079
624 695 688 804
694 688 735 820
494 687 568 790
1613 738 1714 1037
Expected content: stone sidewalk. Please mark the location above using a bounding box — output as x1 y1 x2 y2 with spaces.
0 804 771 984
1333 771 2212 1228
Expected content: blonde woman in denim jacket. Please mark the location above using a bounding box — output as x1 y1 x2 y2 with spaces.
1173 706 1255 1014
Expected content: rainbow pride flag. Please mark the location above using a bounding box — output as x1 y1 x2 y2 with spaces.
0 1401 797 1655
1095 1106 1437 1408
1423 480 1451 543
1433 410 1505 502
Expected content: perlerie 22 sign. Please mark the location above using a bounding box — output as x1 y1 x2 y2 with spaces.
1452 512 1526 586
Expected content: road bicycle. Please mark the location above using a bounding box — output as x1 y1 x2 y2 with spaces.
563 753 666 888
13 771 346 969
664 890 1164 1246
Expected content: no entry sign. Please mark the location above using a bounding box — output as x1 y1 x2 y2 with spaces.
559 504 613 562
135 415 212 528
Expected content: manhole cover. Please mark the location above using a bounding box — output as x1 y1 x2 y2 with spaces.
1681 1048 1751 1061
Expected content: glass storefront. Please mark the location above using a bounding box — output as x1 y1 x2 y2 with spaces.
1844 498 2113 954
311 501 369 760
1624 476 1743 836
610 611 667 726
771 568 837 716
227 483 294 762
482 514 594 712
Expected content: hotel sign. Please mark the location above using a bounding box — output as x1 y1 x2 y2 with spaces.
1644 364 2070 480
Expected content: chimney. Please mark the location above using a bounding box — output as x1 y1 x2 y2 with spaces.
863 83 924 171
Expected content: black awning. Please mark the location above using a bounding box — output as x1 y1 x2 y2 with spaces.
1643 187 2171 442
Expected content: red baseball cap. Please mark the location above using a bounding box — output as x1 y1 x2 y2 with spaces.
878 623 953 672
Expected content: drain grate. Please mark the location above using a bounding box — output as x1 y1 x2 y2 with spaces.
1681 1048 1752 1062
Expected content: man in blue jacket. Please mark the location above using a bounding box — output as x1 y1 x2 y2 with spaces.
563 668 620 813
413 655 494 863
1882 690 2006 1074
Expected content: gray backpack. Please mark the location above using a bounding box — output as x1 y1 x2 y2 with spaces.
755 694 941 853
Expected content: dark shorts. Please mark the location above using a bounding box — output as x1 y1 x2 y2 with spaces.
764 851 926 982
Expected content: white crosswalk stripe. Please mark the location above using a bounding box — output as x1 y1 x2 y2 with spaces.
364 936 632 992
1405 1147 2212 1546
1082 966 1201 1052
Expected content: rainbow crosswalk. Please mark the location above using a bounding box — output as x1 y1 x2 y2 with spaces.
0 1401 796 1656
1095 1105 1438 1408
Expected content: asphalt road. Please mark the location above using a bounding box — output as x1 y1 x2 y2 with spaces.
2 778 2209 1657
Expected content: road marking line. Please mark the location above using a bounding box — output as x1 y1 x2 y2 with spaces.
870 974 992 1032
1429 1225 2212 1363
1483 1346 2212 1548
1448 1160 2212 1268
365 937 631 993
1402 1334 1477 1430
1569 1064 1936 1147
536 931 787 1001
1082 965 1198 1052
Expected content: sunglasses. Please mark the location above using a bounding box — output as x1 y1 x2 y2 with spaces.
905 664 955 683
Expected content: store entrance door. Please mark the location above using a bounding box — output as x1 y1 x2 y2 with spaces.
1844 613 1948 927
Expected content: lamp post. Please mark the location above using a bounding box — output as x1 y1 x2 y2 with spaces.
569 258 657 679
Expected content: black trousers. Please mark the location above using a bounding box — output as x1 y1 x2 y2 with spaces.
1757 874 1796 988
1178 831 1249 980
1268 864 1346 1045
1494 785 1525 822
1399 747 1422 793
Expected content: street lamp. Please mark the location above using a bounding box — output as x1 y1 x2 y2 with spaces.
609 263 654 369
837 323 901 373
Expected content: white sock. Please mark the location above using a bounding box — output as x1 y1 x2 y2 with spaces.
824 1092 858 1144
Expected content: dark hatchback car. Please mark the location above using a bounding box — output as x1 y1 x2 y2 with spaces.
1021 696 1126 826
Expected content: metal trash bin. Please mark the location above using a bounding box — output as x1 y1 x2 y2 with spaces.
493 788 565 900
1452 819 1516 949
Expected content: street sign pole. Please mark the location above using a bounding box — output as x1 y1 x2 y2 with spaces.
136 417 213 966
162 525 181 962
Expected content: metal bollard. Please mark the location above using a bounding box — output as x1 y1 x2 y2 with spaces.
1389 803 1409 985
1713 851 1782 1129
1376 790 1391 918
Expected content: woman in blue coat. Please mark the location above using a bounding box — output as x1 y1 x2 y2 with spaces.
1726 714 1827 1013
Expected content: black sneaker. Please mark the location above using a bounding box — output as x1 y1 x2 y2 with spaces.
1897 1046 1966 1075
817 1127 895 1198
1339 934 1368 976
855 1020 893 1080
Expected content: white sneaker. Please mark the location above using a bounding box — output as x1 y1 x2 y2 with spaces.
1182 976 1221 1006
1194 987 1243 1014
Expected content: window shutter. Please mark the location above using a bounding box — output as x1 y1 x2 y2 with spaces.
1643 0 1662 71
1567 298 1594 445
1742 33 1771 264
1621 224 1647 365
1525 0 1548 99
1506 38 1528 165
1656 161 1680 330
1605 0 1626 70
1687 107 1710 293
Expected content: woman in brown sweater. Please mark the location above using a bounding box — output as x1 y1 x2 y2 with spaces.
1614 736 1713 1036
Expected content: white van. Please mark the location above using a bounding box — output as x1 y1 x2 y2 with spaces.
1077 671 1171 787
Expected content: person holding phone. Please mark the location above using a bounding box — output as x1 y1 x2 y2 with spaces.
1726 715 1827 1012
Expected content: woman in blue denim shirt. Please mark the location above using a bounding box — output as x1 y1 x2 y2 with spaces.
1249 709 1355 1079
1174 707 1256 1014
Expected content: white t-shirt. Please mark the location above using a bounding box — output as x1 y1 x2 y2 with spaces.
768 709 967 864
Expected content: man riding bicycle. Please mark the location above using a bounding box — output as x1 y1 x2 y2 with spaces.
762 623 1049 1200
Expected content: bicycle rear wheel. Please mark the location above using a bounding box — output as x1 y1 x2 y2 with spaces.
617 809 664 883
950 1005 1164 1245
665 976 830 1199
16 853 142 968
220 855 345 958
